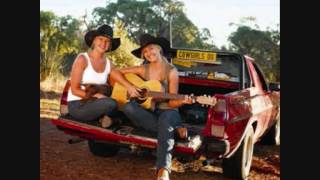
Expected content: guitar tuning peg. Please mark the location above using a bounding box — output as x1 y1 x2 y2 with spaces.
204 94 207 97
201 104 204 107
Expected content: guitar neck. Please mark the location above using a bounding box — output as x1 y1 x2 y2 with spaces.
146 91 217 106
147 91 190 100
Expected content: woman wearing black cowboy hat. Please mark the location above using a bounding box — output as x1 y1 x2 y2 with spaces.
120 34 193 180
67 24 140 126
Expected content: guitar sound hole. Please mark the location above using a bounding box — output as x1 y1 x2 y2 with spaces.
138 88 148 100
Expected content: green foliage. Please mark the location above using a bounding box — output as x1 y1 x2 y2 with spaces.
106 20 143 68
40 11 82 81
92 0 216 50
40 8 279 85
228 22 280 82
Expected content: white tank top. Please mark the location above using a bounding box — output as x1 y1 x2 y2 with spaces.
67 52 111 102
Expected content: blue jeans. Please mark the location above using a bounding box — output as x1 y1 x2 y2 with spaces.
123 101 182 173
68 97 117 122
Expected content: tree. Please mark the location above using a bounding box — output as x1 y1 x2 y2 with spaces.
40 11 82 81
228 22 280 82
92 0 216 50
106 20 142 68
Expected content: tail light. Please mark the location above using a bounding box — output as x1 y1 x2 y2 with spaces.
214 99 227 118
60 80 70 115
211 99 227 138
211 125 225 138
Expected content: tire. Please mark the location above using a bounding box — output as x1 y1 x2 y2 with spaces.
88 140 120 157
261 111 280 146
222 126 254 180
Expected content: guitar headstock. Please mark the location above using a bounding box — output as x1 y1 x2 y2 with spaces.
196 95 217 107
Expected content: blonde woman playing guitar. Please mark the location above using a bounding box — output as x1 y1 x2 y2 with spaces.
119 34 195 180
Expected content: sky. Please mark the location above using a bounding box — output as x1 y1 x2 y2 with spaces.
40 0 279 48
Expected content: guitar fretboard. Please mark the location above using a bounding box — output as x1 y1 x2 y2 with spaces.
147 91 188 100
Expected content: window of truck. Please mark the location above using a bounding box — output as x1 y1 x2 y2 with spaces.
252 62 268 91
244 58 253 88
172 50 241 83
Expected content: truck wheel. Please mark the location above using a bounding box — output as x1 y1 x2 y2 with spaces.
261 111 280 146
222 126 254 180
88 140 120 157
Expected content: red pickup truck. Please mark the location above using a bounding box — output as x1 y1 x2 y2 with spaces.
51 48 280 180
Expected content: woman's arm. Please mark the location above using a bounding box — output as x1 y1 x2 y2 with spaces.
167 68 193 108
109 62 141 98
109 66 144 86
70 55 87 98
119 66 144 77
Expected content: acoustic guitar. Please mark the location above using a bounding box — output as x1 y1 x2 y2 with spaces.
111 73 217 110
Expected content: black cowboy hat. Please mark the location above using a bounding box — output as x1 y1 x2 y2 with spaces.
131 34 171 59
84 24 120 52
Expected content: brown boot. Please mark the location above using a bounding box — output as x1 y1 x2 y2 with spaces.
99 115 112 128
157 168 169 180
176 127 188 139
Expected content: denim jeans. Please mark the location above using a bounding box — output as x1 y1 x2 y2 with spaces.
68 97 117 122
123 101 182 173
